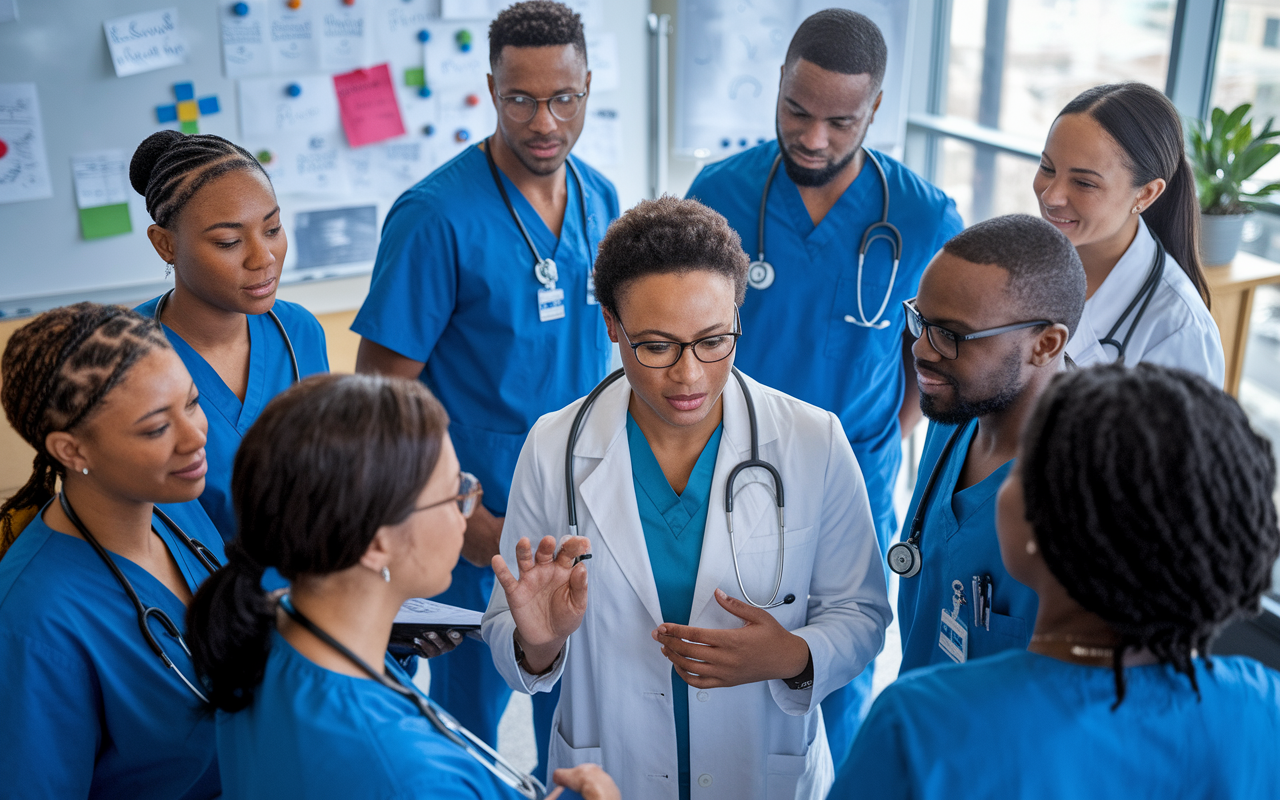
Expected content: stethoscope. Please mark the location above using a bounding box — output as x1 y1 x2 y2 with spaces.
57 492 222 702
154 289 300 383
1097 233 1165 364
483 137 590 291
749 147 903 330
279 594 548 800
885 422 968 578
564 367 795 609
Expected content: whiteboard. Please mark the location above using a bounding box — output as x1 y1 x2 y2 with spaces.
0 0 648 315
673 0 912 159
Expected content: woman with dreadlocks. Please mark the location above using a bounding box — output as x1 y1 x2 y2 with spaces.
830 363 1280 799
131 130 329 544
0 303 226 799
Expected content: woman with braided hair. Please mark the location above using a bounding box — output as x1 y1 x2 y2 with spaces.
830 363 1280 799
131 130 329 543
0 303 225 799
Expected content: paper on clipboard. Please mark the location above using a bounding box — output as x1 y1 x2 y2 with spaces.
391 598 483 645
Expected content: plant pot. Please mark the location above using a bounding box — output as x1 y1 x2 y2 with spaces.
1200 211 1249 266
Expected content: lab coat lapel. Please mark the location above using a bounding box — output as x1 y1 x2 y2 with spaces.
688 372 781 625
576 378 667 629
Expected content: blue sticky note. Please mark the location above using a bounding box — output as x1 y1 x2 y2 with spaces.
197 96 220 115
174 82 195 102
156 104 178 123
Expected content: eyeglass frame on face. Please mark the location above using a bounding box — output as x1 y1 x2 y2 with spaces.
494 91 588 124
415 471 483 518
615 308 743 369
902 298 1052 360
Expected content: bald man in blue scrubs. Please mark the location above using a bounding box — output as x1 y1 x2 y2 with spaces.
686 9 962 761
350 2 617 782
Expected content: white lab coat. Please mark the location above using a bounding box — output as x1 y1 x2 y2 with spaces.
482 371 890 800
1067 217 1225 385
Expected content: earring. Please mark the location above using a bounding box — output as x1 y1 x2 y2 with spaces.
81 467 89 476
165 261 174 278
381 566 391 583
1026 540 1038 555
1131 205 1141 215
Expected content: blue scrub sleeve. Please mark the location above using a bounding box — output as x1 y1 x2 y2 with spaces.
828 689 912 800
0 631 97 798
351 196 459 363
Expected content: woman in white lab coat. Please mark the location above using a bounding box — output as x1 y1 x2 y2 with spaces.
1033 82 1225 384
481 197 891 800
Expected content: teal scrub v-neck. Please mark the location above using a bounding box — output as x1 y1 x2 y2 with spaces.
626 413 722 800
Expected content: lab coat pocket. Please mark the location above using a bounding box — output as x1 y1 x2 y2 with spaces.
766 753 808 798
549 724 602 770
738 525 815 554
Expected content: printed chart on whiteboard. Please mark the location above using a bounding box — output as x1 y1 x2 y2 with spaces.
673 0 910 160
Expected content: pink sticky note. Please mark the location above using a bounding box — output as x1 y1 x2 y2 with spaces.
333 64 406 148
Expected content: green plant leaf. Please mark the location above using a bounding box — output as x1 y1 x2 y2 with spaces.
1224 103 1252 134
1244 181 1280 197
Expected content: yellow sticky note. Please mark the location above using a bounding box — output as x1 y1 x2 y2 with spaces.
177 100 199 122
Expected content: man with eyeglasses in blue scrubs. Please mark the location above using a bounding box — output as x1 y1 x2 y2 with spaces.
685 8 962 762
350 1 618 783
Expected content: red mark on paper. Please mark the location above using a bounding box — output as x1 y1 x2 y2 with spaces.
333 64 406 148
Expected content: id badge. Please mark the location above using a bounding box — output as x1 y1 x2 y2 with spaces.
538 287 565 322
937 580 968 664
586 273 598 305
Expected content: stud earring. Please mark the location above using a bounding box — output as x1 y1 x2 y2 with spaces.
81 467 89 476
1026 540 1038 555
1132 205 1141 215
381 566 391 583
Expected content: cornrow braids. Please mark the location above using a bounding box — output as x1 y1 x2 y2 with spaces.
1020 363 1279 706
129 130 270 229
488 0 587 69
0 303 171 557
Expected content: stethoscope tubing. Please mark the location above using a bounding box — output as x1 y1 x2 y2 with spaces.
154 289 300 383
1098 234 1165 364
565 367 790 609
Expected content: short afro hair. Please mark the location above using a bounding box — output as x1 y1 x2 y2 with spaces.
942 214 1086 337
488 1 587 69
593 197 749 316
784 9 887 91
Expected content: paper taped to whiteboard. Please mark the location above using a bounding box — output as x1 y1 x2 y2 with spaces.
238 75 341 141
292 205 378 270
71 150 131 209
103 7 188 78
0 83 53 204
220 0 269 78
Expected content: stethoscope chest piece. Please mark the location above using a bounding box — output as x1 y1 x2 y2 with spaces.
747 259 775 290
886 539 921 578
534 257 559 289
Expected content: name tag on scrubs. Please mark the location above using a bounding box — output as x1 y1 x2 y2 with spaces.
538 287 565 322
586 274 598 305
938 580 969 664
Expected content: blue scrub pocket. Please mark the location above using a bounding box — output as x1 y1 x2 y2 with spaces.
824 274 897 361
970 611 1029 661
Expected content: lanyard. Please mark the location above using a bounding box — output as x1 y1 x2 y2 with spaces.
483 138 591 290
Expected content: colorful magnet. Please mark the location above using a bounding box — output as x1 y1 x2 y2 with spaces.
404 67 425 87
0 139 8 159
423 124 435 136
456 29 472 51
156 104 179 124
417 29 430 42
232 2 250 15
419 86 432 98
287 83 303 97
720 138 730 148
342 0 356 5
454 128 470 143
738 138 748 147
177 100 200 122
465 93 480 107
256 149 275 165
287 0 302 9
197 96 220 115
180 120 200 134
174 82 195 102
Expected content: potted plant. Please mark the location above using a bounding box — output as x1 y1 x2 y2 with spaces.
1187 102 1280 266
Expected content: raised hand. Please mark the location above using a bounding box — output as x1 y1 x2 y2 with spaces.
493 535 591 673
651 588 811 689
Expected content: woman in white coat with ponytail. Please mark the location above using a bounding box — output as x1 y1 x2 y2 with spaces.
482 197 891 800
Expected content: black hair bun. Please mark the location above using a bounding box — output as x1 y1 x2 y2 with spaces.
129 130 185 197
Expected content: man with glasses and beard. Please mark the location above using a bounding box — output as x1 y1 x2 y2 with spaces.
685 8 962 757
895 214 1085 677
350 1 618 782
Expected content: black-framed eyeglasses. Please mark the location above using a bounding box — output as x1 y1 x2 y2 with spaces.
616 308 742 369
416 472 483 518
495 91 587 123
903 298 1051 360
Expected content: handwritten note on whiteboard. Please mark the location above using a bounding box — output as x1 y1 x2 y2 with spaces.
333 64 405 148
103 8 188 78
238 75 341 141
220 0 270 78
0 83 53 204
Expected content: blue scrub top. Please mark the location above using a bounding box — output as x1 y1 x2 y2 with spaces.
687 143 963 546
897 420 1035 674
351 145 619 516
0 500 226 800
217 631 525 799
136 296 330 542
830 650 1280 799
628 414 722 800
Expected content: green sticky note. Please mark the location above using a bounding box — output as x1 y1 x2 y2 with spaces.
79 203 132 240
404 67 425 87
180 119 200 134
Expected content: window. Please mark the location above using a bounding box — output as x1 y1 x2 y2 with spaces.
1265 17 1280 47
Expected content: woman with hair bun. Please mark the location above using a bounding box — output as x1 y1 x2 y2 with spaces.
187 373 618 800
130 130 329 543
1033 83 1225 384
831 363 1280 798
0 303 225 799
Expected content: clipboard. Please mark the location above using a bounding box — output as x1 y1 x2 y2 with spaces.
390 598 483 646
